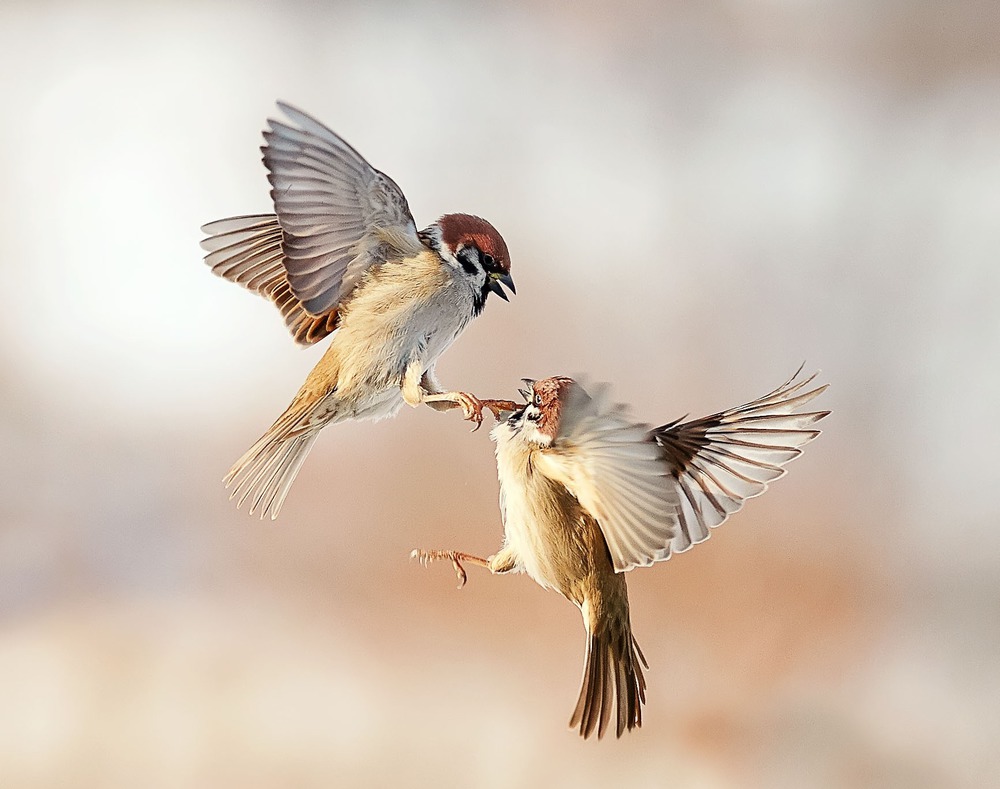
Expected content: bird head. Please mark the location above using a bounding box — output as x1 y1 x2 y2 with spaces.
427 213 516 310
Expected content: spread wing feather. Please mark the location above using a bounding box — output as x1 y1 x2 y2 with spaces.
200 214 339 345
536 370 829 573
200 102 424 343
653 367 829 556
532 383 680 573
263 102 422 315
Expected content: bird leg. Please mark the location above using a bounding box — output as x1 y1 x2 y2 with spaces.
407 366 519 428
421 391 487 429
480 399 521 419
411 549 490 588
421 393 520 430
411 546 518 588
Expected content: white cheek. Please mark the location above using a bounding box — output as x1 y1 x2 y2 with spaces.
520 420 552 448
440 246 461 270
462 250 487 287
490 420 517 443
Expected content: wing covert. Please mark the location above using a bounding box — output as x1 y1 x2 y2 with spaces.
533 382 680 573
262 102 423 316
535 370 828 573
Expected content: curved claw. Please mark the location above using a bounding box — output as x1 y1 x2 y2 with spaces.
480 399 521 421
452 392 485 431
411 549 468 588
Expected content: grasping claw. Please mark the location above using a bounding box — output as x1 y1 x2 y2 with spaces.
479 399 521 421
452 392 486 431
421 392 519 429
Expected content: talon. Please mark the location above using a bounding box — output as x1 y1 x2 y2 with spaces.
412 549 469 588
456 392 485 430
480 399 519 421
452 559 468 589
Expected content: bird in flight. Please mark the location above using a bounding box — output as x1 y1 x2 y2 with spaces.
201 102 516 519
414 368 829 739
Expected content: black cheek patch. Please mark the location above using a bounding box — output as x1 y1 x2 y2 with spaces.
458 247 480 276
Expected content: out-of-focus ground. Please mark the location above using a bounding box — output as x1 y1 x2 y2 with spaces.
1 1 998 786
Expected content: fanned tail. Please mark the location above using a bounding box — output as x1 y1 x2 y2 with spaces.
223 397 327 520
569 624 647 740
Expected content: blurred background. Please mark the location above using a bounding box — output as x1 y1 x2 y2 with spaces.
1 0 998 786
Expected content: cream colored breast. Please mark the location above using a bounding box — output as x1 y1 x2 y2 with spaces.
331 252 474 393
495 434 574 591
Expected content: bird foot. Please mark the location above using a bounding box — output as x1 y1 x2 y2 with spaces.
422 392 520 430
479 399 521 420
452 392 486 430
411 548 489 588
422 390 486 430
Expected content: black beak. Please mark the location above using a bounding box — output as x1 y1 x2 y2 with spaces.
488 272 516 301
519 378 535 401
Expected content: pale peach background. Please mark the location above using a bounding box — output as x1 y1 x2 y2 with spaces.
1 1 997 787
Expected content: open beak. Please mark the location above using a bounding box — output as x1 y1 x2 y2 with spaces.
488 272 516 301
518 378 535 401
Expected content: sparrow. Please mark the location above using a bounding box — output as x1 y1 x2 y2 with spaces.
201 102 516 519
414 368 829 739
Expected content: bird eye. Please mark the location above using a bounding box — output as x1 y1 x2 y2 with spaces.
533 393 542 407
483 253 495 269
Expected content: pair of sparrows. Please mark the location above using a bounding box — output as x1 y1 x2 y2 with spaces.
203 102 829 740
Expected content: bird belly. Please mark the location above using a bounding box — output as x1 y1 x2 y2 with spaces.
351 388 405 422
500 471 590 598
500 500 553 589
331 263 475 404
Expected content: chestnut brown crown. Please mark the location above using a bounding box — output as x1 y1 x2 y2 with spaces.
438 213 511 274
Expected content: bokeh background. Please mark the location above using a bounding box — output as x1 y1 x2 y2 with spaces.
1 1 998 786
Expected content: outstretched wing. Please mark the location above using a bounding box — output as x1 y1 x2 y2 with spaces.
532 382 681 573
200 214 340 345
652 367 829 557
264 102 422 316
535 370 829 573
200 102 424 344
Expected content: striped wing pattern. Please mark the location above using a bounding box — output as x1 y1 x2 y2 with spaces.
200 214 339 345
263 102 420 316
653 368 830 556
535 382 681 574
200 102 422 344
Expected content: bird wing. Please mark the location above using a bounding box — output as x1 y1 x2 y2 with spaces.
532 382 681 573
200 214 340 345
651 367 829 558
262 101 423 317
201 103 425 344
535 370 829 573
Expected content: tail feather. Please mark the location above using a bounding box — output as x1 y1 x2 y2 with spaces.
570 627 647 739
224 398 325 520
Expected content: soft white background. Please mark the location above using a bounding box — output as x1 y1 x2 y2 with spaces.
1 1 997 786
